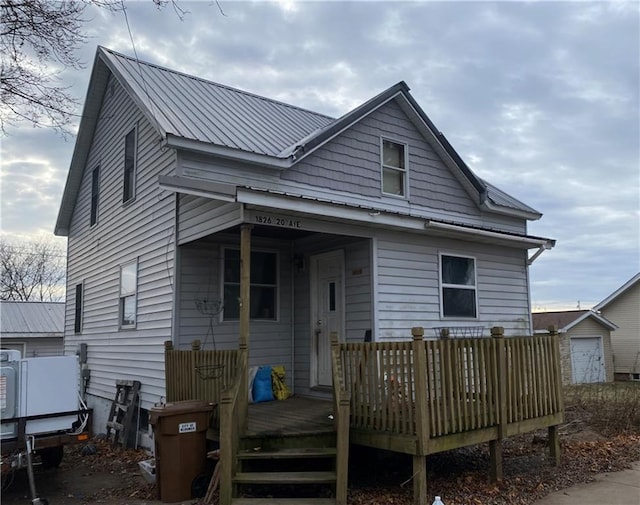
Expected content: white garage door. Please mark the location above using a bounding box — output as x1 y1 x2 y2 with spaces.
570 337 605 383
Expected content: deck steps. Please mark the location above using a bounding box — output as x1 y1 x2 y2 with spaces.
238 447 337 460
232 440 338 503
231 499 336 505
234 470 337 484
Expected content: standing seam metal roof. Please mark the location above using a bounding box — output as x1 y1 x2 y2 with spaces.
0 302 64 334
101 47 334 157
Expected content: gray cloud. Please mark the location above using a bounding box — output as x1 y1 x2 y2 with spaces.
1 0 638 309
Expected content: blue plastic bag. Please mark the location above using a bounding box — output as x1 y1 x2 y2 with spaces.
252 366 274 403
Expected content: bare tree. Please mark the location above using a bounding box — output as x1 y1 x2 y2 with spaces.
1 0 189 135
0 236 66 301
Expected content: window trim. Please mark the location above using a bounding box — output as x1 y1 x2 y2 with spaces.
438 252 478 319
90 166 100 226
123 126 137 204
221 246 279 323
74 282 84 334
380 137 409 198
119 260 138 329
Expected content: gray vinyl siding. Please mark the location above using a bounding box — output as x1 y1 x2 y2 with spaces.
63 75 177 410
179 105 527 235
599 283 640 374
375 230 531 339
177 234 294 372
1 336 63 357
177 195 242 245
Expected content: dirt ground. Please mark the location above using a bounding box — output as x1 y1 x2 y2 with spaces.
2 405 639 505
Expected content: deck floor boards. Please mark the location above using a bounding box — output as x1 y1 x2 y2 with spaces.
247 396 334 436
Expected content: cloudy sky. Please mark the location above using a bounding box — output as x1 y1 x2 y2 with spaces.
1 0 638 310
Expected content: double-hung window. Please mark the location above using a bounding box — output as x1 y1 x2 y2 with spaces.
90 166 100 226
119 261 138 328
440 254 478 318
223 249 277 321
381 139 407 197
123 128 136 203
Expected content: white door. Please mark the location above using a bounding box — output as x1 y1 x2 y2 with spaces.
310 250 345 387
570 337 605 383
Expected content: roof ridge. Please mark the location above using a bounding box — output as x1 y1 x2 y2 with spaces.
100 46 335 121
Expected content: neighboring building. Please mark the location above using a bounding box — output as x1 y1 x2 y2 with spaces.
0 301 65 358
54 47 555 441
532 310 616 384
594 273 640 381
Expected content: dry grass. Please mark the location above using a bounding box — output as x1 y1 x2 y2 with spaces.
563 382 640 435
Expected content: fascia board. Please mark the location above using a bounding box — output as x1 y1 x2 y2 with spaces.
158 175 237 202
55 54 111 236
425 220 555 249
481 200 542 221
236 189 426 231
165 134 290 169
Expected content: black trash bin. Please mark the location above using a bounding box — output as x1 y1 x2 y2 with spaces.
150 400 215 503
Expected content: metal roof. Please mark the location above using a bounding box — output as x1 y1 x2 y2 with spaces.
55 46 544 235
100 47 334 157
0 302 64 335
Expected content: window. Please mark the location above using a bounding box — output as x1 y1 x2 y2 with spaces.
74 283 83 333
123 128 136 203
223 249 277 320
119 261 137 327
440 254 477 318
381 139 407 196
90 166 100 226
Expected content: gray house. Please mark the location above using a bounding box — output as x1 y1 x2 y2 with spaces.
0 301 64 357
594 273 640 381
55 46 555 439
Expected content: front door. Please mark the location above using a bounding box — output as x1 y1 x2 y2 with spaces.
310 250 345 387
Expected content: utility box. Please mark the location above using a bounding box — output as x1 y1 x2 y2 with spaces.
150 400 214 503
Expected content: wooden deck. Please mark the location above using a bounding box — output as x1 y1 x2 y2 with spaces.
246 396 334 437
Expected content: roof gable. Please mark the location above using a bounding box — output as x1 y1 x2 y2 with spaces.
55 46 543 236
594 273 640 311
532 310 617 332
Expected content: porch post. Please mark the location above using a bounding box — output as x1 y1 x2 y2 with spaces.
239 223 252 431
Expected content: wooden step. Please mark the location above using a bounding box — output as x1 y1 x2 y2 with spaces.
234 471 337 485
238 447 337 460
232 499 336 505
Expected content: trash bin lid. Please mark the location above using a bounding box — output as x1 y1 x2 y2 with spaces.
149 399 215 422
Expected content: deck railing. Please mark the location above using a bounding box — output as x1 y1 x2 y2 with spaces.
330 333 350 505
336 327 564 443
164 340 239 428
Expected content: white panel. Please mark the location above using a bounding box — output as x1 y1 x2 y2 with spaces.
570 337 605 384
20 356 79 434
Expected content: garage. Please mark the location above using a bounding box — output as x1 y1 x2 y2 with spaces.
570 337 605 383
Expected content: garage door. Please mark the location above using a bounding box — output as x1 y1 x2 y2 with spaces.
570 337 605 383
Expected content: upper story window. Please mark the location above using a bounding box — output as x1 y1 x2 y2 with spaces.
381 139 407 197
90 166 100 226
440 253 477 318
223 248 277 321
119 260 138 328
123 128 136 203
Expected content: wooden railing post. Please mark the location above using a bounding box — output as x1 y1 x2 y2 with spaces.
164 341 173 401
411 327 429 505
219 393 234 505
490 326 506 482
330 332 350 505
547 325 562 466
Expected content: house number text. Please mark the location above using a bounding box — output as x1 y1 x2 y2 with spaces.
253 214 302 229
